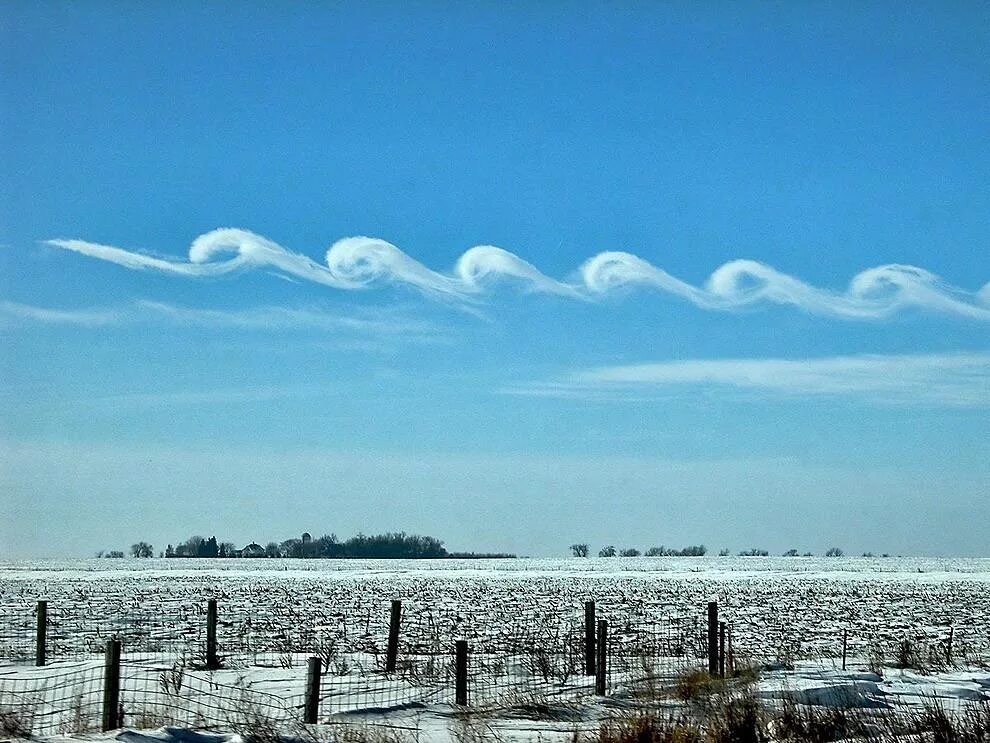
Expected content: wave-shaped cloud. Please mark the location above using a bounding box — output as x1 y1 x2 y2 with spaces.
46 228 990 320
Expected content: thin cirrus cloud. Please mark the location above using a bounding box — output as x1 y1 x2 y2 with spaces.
0 298 441 342
506 353 990 407
0 300 124 327
45 228 990 320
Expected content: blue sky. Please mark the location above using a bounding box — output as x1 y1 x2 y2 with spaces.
1 2 988 558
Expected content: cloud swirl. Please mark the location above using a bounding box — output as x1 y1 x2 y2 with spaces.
46 228 990 320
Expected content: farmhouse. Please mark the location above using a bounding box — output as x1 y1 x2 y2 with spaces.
240 542 266 558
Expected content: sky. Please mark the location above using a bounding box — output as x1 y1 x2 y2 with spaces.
1 1 988 559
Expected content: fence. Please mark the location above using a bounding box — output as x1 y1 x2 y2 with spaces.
1 595 980 737
0 597 723 736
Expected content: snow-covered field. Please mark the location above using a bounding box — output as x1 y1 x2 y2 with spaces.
1 557 988 741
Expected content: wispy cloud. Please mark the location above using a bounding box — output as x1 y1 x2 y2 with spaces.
86 385 335 407
0 300 124 327
0 299 442 344
133 300 438 337
45 228 990 320
506 353 990 407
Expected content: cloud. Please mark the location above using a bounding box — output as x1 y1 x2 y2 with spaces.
506 353 990 406
0 299 441 342
0 300 124 327
85 385 335 407
45 228 990 320
133 300 438 337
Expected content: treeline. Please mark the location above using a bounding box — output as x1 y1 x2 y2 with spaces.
570 544 886 558
571 544 708 557
166 536 232 558
446 552 517 559
161 532 480 559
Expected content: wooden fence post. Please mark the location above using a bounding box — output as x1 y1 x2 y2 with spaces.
947 626 954 664
455 640 468 706
386 600 402 672
707 602 718 677
727 625 734 675
584 601 596 676
304 656 322 724
718 621 726 678
102 639 122 731
206 599 220 669
36 600 47 667
595 620 607 695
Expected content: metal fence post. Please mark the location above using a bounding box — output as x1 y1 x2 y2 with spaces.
304 656 322 724
36 600 47 667
595 620 607 695
584 600 596 676
102 639 122 731
455 640 468 705
386 600 402 672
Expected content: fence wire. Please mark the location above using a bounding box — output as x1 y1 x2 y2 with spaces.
120 664 304 732
1 596 983 737
0 661 104 736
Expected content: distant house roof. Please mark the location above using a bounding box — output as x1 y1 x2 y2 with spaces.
242 543 265 556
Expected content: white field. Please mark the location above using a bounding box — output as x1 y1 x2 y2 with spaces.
1 557 988 741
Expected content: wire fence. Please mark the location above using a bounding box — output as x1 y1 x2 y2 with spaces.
120 663 304 734
0 661 104 736
1 596 985 737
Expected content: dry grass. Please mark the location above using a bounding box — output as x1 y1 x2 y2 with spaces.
590 700 990 743
673 667 759 705
909 702 990 743
323 723 422 743
1 705 34 739
594 713 704 743
674 670 728 702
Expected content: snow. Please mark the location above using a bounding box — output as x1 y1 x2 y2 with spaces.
2 558 988 741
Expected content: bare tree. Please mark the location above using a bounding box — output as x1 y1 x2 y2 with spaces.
130 542 154 558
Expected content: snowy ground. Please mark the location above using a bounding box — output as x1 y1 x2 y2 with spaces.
5 659 989 742
1 558 988 740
